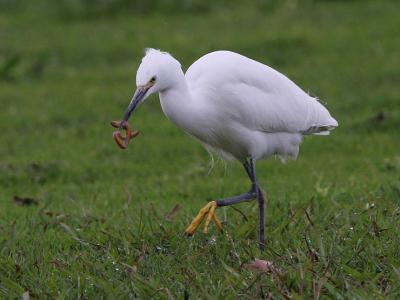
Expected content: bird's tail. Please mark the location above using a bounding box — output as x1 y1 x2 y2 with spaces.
301 123 338 135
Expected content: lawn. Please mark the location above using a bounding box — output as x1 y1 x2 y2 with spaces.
1 0 400 298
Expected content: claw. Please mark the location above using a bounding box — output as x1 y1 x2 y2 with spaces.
111 120 140 149
185 201 222 236
113 131 128 149
110 120 124 129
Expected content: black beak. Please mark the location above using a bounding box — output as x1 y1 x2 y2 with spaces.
121 87 149 126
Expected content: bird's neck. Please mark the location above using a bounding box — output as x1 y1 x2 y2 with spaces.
159 72 196 131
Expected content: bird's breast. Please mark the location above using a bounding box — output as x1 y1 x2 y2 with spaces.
159 89 204 135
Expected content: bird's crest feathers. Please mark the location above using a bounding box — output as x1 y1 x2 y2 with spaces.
142 48 181 68
138 48 181 68
144 48 167 56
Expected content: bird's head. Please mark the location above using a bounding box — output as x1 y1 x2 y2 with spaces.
122 48 181 123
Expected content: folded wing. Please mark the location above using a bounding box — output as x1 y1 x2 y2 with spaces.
186 51 338 135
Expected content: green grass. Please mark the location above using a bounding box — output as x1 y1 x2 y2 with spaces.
1 0 400 298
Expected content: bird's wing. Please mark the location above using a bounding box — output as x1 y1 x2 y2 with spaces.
186 51 338 134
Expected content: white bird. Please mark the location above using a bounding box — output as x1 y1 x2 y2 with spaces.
119 48 338 250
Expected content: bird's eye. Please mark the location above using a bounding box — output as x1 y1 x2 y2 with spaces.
150 76 156 83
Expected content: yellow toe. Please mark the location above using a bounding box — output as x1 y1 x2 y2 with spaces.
213 213 223 232
185 201 213 235
203 201 217 234
185 201 222 236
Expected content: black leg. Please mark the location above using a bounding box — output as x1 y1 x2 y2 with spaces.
216 190 257 207
216 159 257 207
243 160 254 182
215 158 266 250
256 187 266 250
250 158 266 250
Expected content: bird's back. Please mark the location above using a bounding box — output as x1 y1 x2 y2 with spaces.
186 51 338 135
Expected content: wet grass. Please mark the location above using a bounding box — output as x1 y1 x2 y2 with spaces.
1 0 400 298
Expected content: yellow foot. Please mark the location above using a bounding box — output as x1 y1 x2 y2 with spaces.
185 201 223 236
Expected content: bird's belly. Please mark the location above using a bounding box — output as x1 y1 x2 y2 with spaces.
256 132 303 162
190 124 303 163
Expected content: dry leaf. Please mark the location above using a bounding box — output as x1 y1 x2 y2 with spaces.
165 204 182 221
22 291 30 300
244 259 276 273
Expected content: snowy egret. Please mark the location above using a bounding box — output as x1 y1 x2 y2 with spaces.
116 48 338 250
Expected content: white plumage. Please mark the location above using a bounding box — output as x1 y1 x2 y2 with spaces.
133 49 338 162
121 48 338 249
